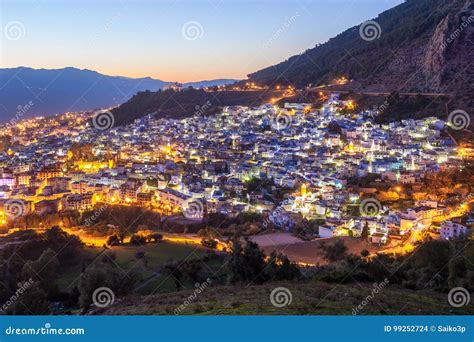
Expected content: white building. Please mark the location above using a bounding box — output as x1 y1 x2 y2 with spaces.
440 221 469 239
319 224 337 238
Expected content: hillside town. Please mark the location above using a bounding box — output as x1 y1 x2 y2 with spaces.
0 94 472 254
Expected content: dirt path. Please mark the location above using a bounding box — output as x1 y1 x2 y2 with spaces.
256 235 381 266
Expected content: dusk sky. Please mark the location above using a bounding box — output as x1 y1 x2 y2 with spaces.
1 0 403 82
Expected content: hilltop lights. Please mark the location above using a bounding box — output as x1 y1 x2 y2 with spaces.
334 76 348 85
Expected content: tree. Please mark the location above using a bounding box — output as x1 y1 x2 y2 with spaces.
78 262 138 310
163 261 184 292
226 239 246 284
448 256 466 288
181 259 203 284
22 248 59 293
266 251 300 281
44 226 83 262
398 239 453 290
147 233 163 243
227 238 267 284
361 222 370 240
322 239 348 262
201 237 217 249
129 234 146 245
7 281 49 315
106 235 120 246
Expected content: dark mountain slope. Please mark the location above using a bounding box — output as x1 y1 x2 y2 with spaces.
248 0 473 111
111 88 283 126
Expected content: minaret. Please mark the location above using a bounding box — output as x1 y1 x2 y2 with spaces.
300 183 307 198
253 143 259 160
367 147 374 162
367 139 376 173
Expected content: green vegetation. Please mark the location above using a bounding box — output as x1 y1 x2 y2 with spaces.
317 237 474 293
0 228 220 313
75 242 216 296
226 238 300 285
0 227 82 314
321 240 348 262
78 259 139 311
339 92 449 124
1 226 472 315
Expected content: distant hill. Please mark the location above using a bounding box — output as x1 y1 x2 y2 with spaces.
184 79 237 89
0 67 166 122
248 0 473 113
0 67 237 123
111 88 283 126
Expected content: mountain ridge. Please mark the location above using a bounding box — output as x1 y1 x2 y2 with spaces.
0 67 237 123
109 0 473 128
248 0 473 113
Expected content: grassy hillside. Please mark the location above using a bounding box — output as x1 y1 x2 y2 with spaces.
90 281 474 315
57 242 214 295
111 88 284 126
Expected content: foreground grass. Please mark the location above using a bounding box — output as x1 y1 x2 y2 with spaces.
91 281 474 315
57 242 213 293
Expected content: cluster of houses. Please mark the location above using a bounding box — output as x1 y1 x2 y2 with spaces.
0 94 471 242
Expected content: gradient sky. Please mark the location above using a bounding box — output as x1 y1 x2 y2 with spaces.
1 0 403 82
